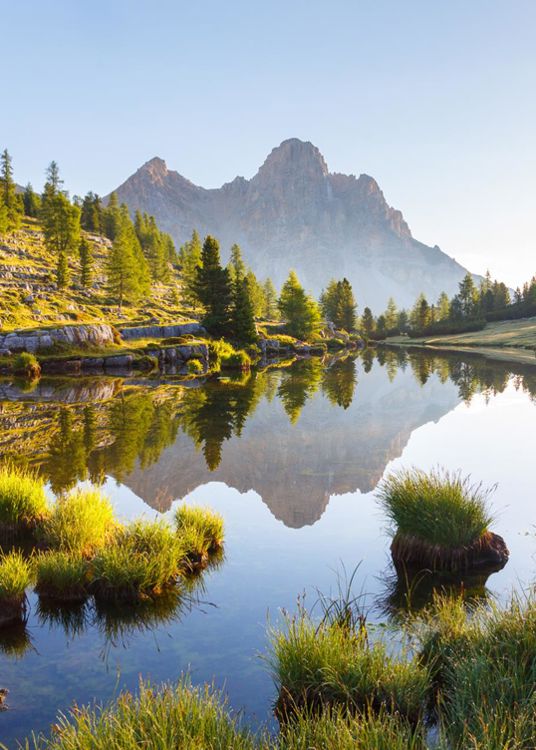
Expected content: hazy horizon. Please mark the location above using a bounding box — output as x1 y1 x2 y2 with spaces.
2 0 535 288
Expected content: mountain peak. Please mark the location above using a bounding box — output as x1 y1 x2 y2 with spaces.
256 138 329 181
139 156 168 181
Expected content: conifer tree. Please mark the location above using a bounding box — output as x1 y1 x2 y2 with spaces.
384 297 398 331
437 291 451 320
107 208 150 308
0 149 23 233
262 278 279 320
103 191 121 240
228 243 246 283
361 307 375 340
178 230 202 308
231 277 257 343
245 269 265 318
193 235 233 335
40 162 80 258
80 192 103 232
336 278 357 330
278 270 320 340
23 183 41 217
79 237 93 287
56 251 69 288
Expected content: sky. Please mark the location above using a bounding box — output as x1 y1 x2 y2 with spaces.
2 0 535 288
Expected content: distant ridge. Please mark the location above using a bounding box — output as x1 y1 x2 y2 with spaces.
109 138 476 310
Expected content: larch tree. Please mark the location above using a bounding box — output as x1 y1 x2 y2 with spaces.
278 270 320 340
0 149 23 234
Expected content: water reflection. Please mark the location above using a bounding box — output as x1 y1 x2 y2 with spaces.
1 351 535 524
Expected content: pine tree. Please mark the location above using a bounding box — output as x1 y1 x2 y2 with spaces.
107 209 150 308
228 243 246 283
178 230 202 308
103 191 121 240
361 307 375 340
56 251 69 288
262 278 279 320
336 278 357 330
278 270 320 340
40 162 80 258
319 279 339 322
0 149 23 234
193 235 233 336
81 192 103 232
245 269 264 318
79 237 93 287
231 277 257 343
23 183 41 217
458 273 478 317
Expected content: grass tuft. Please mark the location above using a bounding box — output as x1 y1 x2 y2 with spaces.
0 551 33 627
175 504 224 568
0 464 49 534
35 551 89 603
39 488 116 556
377 467 494 548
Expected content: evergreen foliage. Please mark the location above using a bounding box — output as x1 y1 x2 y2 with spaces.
79 237 93 288
231 276 258 343
178 230 202 308
193 235 233 336
278 271 320 340
107 206 151 308
0 148 23 234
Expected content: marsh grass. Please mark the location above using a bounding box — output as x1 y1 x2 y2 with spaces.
92 520 181 602
415 592 536 748
269 604 429 723
377 467 494 548
0 550 33 627
39 488 116 556
175 505 224 568
0 465 49 537
22 680 427 750
35 551 89 603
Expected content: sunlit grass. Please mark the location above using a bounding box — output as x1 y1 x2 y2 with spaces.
377 467 494 548
0 550 33 627
0 464 49 532
35 551 89 602
175 504 224 562
39 488 117 556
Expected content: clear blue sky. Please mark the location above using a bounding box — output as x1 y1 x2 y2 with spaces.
2 0 535 287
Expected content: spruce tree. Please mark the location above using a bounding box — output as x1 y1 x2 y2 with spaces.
278 270 320 340
384 297 398 331
178 230 202 308
228 243 246 283
262 278 279 320
231 277 257 343
40 162 81 258
23 183 41 217
107 209 150 308
193 235 233 336
56 251 69 288
336 278 357 330
361 307 375 340
245 269 265 318
79 237 93 287
0 149 23 233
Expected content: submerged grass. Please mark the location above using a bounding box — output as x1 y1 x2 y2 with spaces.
377 467 494 547
35 551 89 603
39 488 117 556
0 464 49 534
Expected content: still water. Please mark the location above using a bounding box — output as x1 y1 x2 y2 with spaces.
0 350 535 746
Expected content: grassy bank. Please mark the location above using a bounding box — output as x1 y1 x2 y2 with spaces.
385 316 536 367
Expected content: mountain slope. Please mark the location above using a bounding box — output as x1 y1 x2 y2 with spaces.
110 139 474 310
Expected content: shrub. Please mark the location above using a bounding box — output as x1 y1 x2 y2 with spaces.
40 488 116 556
0 551 33 627
377 467 494 548
35 551 89 603
13 352 41 379
0 464 49 534
92 520 181 602
175 505 224 565
208 340 251 371
187 358 204 374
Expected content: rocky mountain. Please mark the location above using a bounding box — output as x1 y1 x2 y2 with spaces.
110 138 474 310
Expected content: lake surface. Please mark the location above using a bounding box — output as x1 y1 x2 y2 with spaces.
0 350 535 746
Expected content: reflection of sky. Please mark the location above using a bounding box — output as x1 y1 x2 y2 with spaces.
1 381 535 746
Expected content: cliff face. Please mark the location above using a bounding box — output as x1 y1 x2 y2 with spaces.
110 138 473 310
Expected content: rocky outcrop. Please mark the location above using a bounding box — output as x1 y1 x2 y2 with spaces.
119 323 206 340
0 324 115 354
109 138 478 309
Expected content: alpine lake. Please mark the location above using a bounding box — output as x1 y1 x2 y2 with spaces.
0 348 535 746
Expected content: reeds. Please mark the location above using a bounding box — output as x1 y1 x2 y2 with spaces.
39 488 117 556
0 464 49 537
0 550 33 627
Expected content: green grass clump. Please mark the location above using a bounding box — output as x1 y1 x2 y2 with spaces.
92 520 181 602
0 464 49 533
175 504 224 564
40 488 116 556
23 679 427 750
416 593 536 748
269 609 429 722
208 340 251 371
35 551 89 602
0 551 33 627
13 352 41 379
377 467 493 548
26 679 256 750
